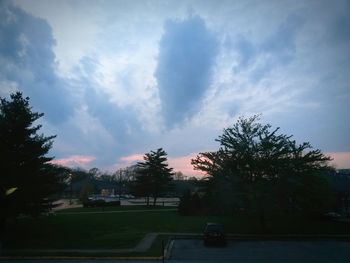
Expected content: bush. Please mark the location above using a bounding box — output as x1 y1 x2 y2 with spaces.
178 190 205 215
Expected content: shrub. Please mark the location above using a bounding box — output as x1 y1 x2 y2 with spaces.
178 190 205 215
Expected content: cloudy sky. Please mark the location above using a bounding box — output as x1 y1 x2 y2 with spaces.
1 0 349 175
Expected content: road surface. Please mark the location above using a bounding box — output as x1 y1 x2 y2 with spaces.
2 239 350 262
168 239 350 262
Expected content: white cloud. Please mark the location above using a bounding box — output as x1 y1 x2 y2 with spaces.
5 0 350 170
92 48 162 132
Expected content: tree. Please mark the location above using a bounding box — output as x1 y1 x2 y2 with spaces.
89 167 101 178
173 171 186 180
178 189 205 215
134 148 174 206
191 116 333 224
79 181 94 202
0 92 62 225
113 167 134 199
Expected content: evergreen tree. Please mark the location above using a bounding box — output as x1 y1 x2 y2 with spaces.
134 148 174 206
0 92 62 224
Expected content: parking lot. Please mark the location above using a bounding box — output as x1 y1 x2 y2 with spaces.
168 239 350 262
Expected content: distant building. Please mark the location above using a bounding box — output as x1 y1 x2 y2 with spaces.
327 169 350 215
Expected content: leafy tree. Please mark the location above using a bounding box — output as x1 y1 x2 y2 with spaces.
0 92 63 226
192 115 333 225
134 148 174 206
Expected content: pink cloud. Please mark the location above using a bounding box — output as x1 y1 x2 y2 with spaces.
120 154 144 162
116 152 204 177
326 152 350 169
106 153 144 171
106 153 143 171
168 153 205 177
50 155 96 167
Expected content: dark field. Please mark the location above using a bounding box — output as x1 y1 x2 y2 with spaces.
3 206 350 256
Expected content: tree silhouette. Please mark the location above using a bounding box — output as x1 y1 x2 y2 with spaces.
0 92 63 226
192 115 333 225
134 148 174 206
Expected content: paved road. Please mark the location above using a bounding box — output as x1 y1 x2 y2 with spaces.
168 239 350 262
3 239 350 263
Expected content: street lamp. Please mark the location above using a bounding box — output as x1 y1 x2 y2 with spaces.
69 173 73 205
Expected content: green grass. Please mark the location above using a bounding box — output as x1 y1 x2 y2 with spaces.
55 205 175 213
3 206 350 256
4 209 230 250
2 234 171 258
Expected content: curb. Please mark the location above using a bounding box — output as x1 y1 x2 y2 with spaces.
163 239 174 259
2 233 350 260
0 256 162 261
226 234 350 240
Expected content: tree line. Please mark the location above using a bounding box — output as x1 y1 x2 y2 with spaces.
0 93 177 230
1 92 335 231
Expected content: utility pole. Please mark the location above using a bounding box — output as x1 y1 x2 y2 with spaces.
69 173 73 205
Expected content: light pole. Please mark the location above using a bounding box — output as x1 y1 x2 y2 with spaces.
69 173 73 205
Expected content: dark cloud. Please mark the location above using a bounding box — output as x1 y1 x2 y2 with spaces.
0 0 72 123
155 15 218 128
328 15 350 45
261 15 303 64
234 15 303 81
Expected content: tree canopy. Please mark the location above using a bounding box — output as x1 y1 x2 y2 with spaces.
0 92 64 223
191 115 334 216
133 148 174 205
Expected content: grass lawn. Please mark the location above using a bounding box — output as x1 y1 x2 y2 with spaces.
3 205 350 256
4 208 233 250
2 234 171 258
55 205 175 213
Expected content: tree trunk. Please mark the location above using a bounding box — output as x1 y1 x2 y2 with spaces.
146 196 150 206
0 215 7 251
153 196 157 206
259 209 266 233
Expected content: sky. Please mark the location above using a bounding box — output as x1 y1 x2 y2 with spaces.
0 0 349 175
